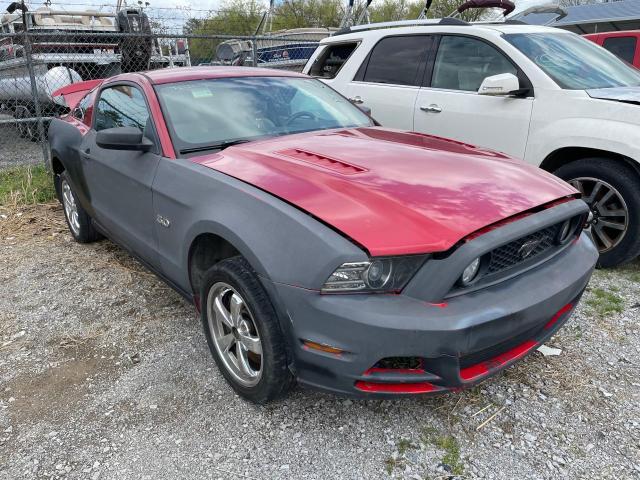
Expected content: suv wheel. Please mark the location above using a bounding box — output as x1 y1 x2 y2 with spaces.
554 158 640 267
200 256 294 403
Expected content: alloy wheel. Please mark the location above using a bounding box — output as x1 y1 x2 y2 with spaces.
207 282 263 387
61 179 81 236
569 177 628 253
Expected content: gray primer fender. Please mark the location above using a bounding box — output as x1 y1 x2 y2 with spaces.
151 158 368 294
48 118 96 217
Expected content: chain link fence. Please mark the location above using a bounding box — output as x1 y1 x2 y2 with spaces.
0 28 325 168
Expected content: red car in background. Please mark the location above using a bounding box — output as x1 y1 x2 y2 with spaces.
585 30 640 68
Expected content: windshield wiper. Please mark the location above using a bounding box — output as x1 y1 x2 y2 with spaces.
179 139 252 154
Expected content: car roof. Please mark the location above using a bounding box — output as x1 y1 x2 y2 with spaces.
140 66 307 85
323 21 562 43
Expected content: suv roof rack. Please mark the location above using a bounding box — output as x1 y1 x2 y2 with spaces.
333 17 470 36
439 17 470 26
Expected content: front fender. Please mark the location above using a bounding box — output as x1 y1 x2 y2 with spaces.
47 118 93 212
526 94 640 166
153 158 367 295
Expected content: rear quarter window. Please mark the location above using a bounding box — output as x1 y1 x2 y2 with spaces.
308 42 359 79
360 35 430 86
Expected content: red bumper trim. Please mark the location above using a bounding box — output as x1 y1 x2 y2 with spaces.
354 381 439 394
460 339 538 382
544 303 573 330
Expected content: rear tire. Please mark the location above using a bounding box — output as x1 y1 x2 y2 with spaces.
200 256 293 403
554 158 640 267
60 172 101 243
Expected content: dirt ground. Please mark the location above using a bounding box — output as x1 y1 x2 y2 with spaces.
0 204 638 479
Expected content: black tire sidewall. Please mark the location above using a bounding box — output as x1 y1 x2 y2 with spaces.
200 256 292 403
554 158 640 267
60 172 99 244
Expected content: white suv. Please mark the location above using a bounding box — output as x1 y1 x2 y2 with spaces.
303 20 640 267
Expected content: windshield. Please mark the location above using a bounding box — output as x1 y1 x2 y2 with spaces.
504 32 640 90
155 76 374 154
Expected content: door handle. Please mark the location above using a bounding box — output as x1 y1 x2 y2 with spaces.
420 104 442 113
349 96 364 104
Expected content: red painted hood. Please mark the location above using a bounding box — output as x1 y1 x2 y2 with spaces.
194 127 576 255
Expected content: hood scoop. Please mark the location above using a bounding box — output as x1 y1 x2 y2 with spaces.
277 148 367 175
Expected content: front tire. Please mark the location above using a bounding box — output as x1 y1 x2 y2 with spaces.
60 172 101 243
554 158 640 267
200 256 293 403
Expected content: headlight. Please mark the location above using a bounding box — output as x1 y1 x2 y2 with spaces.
458 257 482 287
322 256 427 293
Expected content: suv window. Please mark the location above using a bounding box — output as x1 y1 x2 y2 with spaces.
362 35 430 86
602 36 636 64
309 42 358 79
431 36 517 92
94 85 150 132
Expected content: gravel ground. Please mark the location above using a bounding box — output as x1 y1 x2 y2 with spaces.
0 122 45 169
0 204 639 480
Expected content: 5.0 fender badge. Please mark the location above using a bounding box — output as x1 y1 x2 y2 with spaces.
156 215 170 228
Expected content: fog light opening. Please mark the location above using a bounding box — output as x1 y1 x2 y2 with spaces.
375 357 423 371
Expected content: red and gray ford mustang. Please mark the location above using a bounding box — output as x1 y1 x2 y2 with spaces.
49 67 598 403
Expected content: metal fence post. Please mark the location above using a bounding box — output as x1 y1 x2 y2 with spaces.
252 36 258 67
22 30 50 169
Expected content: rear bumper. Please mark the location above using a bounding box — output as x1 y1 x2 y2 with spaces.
267 232 598 397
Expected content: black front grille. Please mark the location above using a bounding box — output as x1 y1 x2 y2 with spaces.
486 223 561 276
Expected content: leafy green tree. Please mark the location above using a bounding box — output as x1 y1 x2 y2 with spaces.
185 0 488 62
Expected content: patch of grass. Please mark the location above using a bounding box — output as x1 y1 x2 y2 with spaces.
0 164 55 206
384 457 403 475
619 266 640 284
586 287 624 316
420 427 464 476
433 435 464 476
397 438 418 455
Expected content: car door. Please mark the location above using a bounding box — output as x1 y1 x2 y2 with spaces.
344 35 433 130
414 35 533 158
80 82 162 268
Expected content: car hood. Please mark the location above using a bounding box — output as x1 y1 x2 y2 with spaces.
586 86 640 104
192 127 576 256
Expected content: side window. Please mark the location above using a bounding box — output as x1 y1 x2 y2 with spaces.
362 35 430 86
308 42 358 79
431 36 517 92
602 36 636 64
94 85 150 133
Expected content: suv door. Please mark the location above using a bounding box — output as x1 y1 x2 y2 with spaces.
80 83 162 268
414 35 533 158
344 35 433 130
